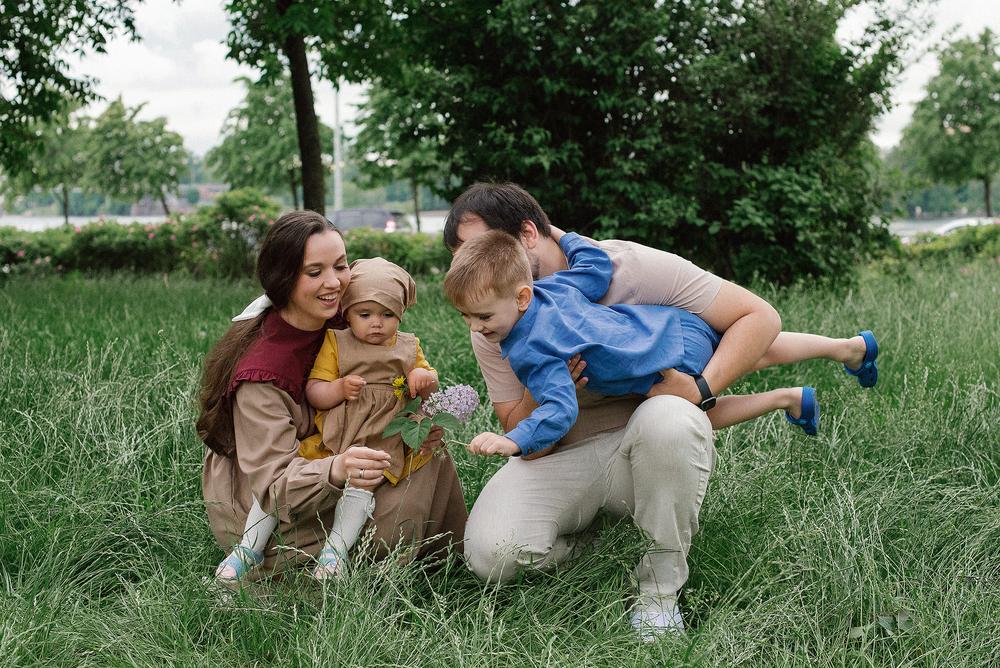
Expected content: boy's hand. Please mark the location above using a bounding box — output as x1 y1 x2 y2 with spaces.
340 375 366 401
407 368 438 399
467 432 520 457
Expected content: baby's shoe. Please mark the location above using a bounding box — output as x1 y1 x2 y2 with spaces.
312 547 346 581
215 545 263 583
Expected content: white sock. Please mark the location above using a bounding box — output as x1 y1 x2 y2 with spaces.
238 495 277 555
322 487 376 560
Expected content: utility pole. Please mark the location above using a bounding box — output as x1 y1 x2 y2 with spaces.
333 82 343 212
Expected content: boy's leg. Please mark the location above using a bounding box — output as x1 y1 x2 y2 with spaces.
753 332 867 371
315 486 375 578
706 387 803 429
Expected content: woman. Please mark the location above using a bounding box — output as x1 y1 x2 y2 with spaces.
198 210 466 577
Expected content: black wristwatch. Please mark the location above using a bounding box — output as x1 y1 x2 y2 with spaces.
690 373 717 411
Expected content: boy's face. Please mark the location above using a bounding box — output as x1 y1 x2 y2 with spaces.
457 287 531 343
345 300 400 345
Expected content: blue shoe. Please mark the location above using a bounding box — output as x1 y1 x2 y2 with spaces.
312 547 346 581
844 330 878 388
215 545 263 582
785 386 819 436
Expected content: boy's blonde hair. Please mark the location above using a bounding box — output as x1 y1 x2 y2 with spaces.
444 230 532 308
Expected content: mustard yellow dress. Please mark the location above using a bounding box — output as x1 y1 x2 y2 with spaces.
298 328 435 484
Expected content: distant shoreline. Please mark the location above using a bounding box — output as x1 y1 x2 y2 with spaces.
0 213 985 239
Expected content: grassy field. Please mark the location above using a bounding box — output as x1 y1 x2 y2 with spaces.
1 259 998 667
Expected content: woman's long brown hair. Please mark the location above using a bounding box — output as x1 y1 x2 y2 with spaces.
196 211 340 456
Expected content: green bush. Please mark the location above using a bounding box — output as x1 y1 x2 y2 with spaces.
1 193 452 280
905 223 1000 262
343 228 451 275
181 188 281 278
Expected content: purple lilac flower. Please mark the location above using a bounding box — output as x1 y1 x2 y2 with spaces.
423 384 480 422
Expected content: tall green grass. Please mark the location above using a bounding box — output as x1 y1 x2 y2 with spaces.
1 259 998 666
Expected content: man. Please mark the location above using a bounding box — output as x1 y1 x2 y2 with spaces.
446 182 781 639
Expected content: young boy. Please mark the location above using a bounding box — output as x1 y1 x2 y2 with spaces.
443 230 878 458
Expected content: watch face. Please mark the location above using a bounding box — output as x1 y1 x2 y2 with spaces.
700 397 717 411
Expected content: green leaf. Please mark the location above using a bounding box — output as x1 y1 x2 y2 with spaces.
431 412 461 433
382 417 409 438
399 418 422 449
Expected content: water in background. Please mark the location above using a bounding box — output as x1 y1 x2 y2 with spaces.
1 212 982 240
0 214 167 231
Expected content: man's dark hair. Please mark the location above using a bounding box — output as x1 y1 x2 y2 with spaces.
443 182 552 250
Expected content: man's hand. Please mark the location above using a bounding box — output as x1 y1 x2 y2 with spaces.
340 375 366 401
467 432 520 457
568 354 588 389
646 368 701 405
407 367 438 399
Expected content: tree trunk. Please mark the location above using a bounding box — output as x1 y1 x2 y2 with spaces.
60 184 69 226
278 2 325 214
984 176 992 217
159 187 171 216
289 169 300 209
411 178 421 232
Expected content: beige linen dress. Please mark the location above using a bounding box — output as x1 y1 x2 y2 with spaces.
202 381 467 574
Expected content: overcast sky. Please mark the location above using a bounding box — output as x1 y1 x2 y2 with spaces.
72 0 999 157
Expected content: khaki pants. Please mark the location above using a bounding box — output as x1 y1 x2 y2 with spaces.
465 395 715 603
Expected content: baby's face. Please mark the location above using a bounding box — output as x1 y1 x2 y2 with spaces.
345 300 400 345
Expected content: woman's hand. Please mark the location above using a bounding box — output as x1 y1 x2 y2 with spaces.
417 425 445 457
330 445 391 490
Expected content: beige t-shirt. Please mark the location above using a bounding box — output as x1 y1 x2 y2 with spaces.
472 237 724 403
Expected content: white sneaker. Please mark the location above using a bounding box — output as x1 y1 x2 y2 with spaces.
630 597 685 641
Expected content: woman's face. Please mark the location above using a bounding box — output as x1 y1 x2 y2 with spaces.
281 230 351 331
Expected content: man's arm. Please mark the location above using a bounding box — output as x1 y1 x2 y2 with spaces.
651 280 781 403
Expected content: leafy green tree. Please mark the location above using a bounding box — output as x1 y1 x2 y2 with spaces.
901 29 1000 216
0 0 139 173
206 76 332 208
223 0 389 214
2 108 93 225
351 80 449 231
88 99 189 215
372 0 915 283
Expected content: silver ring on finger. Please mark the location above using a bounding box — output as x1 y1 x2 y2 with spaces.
360 469 366 479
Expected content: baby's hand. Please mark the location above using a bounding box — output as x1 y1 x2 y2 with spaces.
341 375 366 401
407 368 438 399
467 432 520 457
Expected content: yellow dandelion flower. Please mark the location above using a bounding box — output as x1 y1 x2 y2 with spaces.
393 388 404 399
392 376 406 388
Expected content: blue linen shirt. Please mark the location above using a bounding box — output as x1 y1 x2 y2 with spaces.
500 233 721 456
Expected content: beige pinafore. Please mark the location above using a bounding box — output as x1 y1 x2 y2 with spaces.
301 328 430 484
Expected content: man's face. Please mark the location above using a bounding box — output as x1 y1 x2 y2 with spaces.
455 214 541 279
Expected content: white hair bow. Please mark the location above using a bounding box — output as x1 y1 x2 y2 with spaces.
232 294 273 322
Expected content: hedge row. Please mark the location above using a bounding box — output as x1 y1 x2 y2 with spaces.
0 189 452 280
